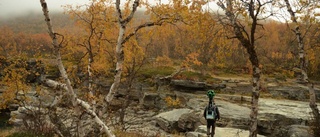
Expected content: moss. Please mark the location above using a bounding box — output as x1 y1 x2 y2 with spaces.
140 66 176 79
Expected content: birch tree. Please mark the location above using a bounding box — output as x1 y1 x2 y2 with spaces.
39 0 115 136
216 0 272 136
282 0 320 135
105 0 176 103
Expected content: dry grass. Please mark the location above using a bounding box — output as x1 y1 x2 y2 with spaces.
0 128 16 137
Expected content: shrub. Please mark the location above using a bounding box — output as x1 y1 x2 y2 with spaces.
165 96 181 108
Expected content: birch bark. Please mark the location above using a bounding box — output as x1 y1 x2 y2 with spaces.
105 0 140 103
39 1 115 136
284 0 320 122
216 0 262 136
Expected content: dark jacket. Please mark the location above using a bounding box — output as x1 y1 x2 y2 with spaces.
203 104 220 120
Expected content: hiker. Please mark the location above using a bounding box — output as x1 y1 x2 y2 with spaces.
203 90 220 137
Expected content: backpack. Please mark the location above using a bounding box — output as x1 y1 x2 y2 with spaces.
206 104 216 120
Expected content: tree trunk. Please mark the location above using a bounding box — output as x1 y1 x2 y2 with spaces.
284 0 320 123
216 1 262 136
247 48 261 137
105 25 125 103
105 0 140 103
39 1 115 136
88 57 93 96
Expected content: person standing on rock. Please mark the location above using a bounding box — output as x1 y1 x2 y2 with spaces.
203 90 220 137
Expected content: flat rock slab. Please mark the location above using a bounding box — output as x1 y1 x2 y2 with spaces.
189 125 265 137
156 108 192 121
258 98 320 120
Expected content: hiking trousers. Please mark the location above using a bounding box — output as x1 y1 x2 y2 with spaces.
206 119 216 137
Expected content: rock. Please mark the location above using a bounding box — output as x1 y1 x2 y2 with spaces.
8 104 19 111
217 100 251 129
185 132 198 137
142 92 162 109
8 118 23 126
194 125 266 137
155 108 192 133
267 86 308 101
257 113 301 136
178 111 204 131
171 80 207 90
142 92 178 110
207 83 226 90
287 125 313 137
186 132 206 137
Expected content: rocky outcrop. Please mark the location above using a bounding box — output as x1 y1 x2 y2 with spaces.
174 93 318 137
187 125 266 137
142 92 168 109
170 80 226 90
267 85 320 101
178 111 204 132
287 125 313 137
155 108 192 133
218 77 320 101
5 74 320 137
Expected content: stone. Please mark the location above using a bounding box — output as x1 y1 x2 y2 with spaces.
8 118 23 126
195 125 266 137
171 80 207 90
155 108 192 133
142 92 161 109
185 132 198 137
288 125 313 137
178 111 203 131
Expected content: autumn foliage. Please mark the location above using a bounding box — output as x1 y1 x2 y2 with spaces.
0 0 320 111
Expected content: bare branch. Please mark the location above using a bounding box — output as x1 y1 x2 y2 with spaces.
122 0 140 24
122 21 164 44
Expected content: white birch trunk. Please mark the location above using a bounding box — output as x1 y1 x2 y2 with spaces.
88 57 93 96
105 0 140 103
39 1 115 136
106 25 125 103
284 0 320 120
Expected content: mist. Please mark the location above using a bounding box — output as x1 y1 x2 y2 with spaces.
0 0 89 19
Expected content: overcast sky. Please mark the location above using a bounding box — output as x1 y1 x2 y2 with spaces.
0 0 219 20
0 0 91 18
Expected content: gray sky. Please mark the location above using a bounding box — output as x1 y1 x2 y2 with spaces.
0 0 90 18
0 0 219 19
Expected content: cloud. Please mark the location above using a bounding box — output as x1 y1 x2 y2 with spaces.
0 0 89 19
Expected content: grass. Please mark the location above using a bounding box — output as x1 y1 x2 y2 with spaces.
0 128 15 137
140 66 176 79
6 132 48 137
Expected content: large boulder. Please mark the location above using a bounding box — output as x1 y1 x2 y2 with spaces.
155 108 192 133
177 111 204 132
257 113 302 136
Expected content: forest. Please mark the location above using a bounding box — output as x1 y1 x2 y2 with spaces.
0 0 320 137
